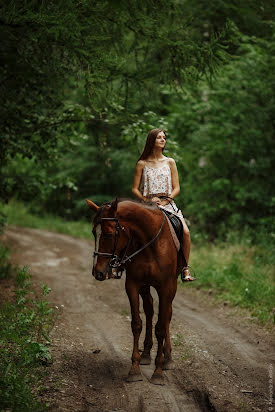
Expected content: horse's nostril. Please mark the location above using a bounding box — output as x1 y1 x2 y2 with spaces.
96 272 105 281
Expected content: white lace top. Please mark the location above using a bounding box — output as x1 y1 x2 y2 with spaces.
139 162 183 218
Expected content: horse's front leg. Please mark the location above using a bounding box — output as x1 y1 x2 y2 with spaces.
125 279 143 382
139 285 153 365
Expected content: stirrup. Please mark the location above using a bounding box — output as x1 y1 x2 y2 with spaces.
181 266 196 282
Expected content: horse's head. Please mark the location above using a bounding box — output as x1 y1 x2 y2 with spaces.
86 198 130 281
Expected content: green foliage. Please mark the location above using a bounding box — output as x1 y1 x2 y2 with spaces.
1 0 232 201
182 0 274 41
167 33 275 237
0 267 53 411
0 210 6 234
0 244 12 280
171 333 190 360
1 199 91 238
3 109 175 219
0 206 12 280
1 0 274 241
187 233 275 324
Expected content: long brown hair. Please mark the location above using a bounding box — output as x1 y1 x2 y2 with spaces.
138 128 167 161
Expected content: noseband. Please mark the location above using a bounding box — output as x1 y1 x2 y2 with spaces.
93 207 166 279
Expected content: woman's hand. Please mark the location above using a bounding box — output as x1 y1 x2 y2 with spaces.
151 196 161 204
160 199 169 206
151 197 170 206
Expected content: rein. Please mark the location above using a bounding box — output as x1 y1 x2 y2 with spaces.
159 195 180 214
94 208 166 278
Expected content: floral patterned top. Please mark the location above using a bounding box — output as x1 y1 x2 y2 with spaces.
139 161 183 218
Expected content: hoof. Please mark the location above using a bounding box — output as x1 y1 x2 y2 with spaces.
126 372 143 382
150 374 165 386
163 359 175 370
140 353 151 365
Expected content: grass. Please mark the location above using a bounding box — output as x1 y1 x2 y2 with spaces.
121 308 130 317
171 333 190 360
0 264 53 411
1 199 91 239
186 238 275 325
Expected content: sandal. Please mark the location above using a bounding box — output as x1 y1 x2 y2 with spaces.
181 267 196 282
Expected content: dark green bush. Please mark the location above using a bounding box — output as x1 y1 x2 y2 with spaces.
0 267 52 411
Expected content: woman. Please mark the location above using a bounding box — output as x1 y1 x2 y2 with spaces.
132 128 195 281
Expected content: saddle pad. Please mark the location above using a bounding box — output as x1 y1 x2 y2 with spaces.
162 209 183 252
162 209 183 242
165 216 180 252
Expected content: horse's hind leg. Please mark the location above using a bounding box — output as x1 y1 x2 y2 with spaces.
140 286 153 365
125 279 143 382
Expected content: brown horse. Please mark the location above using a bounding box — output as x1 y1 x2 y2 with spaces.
86 197 183 385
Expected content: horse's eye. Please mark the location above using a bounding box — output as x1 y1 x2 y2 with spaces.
103 233 113 239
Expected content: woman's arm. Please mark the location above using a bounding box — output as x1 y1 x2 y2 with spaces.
132 160 147 201
169 158 180 199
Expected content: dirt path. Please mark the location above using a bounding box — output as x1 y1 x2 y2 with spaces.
3 226 274 412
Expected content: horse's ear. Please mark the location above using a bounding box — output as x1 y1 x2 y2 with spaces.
85 199 99 212
110 198 118 213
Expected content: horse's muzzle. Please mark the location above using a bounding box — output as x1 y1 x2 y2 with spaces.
94 271 106 281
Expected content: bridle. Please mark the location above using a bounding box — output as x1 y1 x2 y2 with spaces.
93 205 166 279
93 216 128 278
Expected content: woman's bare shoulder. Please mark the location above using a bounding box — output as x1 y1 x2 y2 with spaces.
167 157 176 166
135 160 146 170
136 159 146 166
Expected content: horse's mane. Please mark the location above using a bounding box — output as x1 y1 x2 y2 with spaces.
117 198 159 211
92 198 159 223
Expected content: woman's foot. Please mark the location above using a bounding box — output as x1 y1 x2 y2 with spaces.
181 268 196 282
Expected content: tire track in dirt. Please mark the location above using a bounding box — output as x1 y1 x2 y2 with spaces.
3 226 274 412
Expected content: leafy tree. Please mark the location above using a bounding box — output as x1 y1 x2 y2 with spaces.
0 1 229 165
1 0 274 239
167 33 275 236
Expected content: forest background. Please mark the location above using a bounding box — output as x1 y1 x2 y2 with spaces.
1 2 275 408
0 2 275 408
0 0 274 320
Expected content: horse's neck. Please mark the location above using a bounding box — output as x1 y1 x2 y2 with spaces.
119 202 160 241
